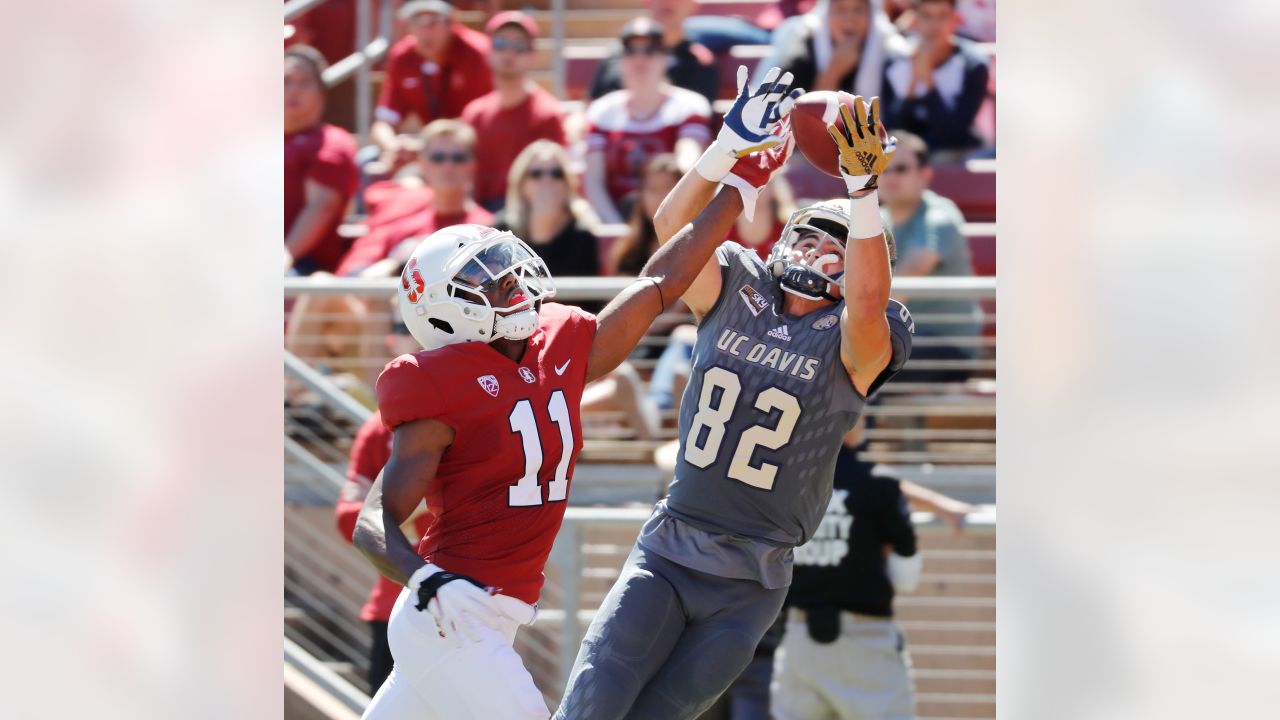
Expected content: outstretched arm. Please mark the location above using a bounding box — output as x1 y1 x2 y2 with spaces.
652 66 803 318
585 189 744 383
900 479 977 535
583 67 801 382
827 97 896 395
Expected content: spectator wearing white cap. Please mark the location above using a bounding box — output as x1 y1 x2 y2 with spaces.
582 18 711 224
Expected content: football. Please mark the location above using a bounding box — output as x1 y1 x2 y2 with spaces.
789 90 866 178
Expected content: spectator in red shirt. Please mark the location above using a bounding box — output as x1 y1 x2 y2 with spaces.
336 119 493 278
284 45 358 275
584 18 711 225
370 0 492 165
461 11 568 212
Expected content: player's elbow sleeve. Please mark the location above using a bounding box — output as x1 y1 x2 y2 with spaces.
887 552 923 593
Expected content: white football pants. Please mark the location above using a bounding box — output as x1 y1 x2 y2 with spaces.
361 586 549 720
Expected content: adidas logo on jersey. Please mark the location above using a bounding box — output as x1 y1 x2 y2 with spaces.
766 325 792 342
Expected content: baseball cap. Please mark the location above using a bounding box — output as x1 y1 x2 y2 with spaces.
619 17 665 44
398 0 454 21
485 10 539 39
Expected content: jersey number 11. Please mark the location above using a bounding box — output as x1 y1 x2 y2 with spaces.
507 390 573 507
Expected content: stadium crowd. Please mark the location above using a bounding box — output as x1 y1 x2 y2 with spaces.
285 0 993 393
286 1 994 715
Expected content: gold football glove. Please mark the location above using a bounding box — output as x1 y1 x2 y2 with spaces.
826 95 897 194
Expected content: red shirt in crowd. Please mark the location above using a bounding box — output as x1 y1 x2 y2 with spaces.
726 218 787 262
375 29 493 128
461 85 567 208
585 87 710 206
376 303 597 605
334 411 433 622
336 183 494 276
285 123 359 273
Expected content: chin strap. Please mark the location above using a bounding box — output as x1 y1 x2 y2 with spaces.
771 260 843 303
492 308 539 341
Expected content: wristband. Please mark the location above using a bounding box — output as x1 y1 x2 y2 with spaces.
694 141 738 183
846 190 883 240
410 564 488 611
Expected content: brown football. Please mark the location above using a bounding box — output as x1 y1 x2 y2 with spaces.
790 90 863 178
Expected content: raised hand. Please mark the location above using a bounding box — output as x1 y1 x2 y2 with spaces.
695 65 804 183
722 116 796 221
826 95 897 195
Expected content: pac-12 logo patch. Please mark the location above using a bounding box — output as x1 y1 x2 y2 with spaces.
738 284 769 316
518 367 536 384
812 314 839 331
477 375 500 397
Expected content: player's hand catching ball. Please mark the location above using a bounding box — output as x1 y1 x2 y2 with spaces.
695 65 804 183
409 564 505 647
826 95 897 197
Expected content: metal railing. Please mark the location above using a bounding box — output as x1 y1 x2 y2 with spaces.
284 275 997 467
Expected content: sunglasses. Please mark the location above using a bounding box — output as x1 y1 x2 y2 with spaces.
491 36 532 53
528 167 565 180
409 14 445 28
425 151 472 164
623 44 665 56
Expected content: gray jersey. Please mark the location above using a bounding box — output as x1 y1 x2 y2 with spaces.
641 242 913 588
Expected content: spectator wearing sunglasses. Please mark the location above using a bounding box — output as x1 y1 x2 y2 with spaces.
589 0 719 105
461 12 568 213
878 130 981 380
336 119 492 278
369 1 493 165
584 18 710 225
493 140 602 279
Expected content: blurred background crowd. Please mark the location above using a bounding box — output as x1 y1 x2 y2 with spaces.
283 1 996 718
285 0 994 399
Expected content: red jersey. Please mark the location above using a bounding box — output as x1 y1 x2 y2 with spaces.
585 87 710 206
375 30 493 128
375 303 597 604
336 199 493 276
461 85 567 208
285 123 359 272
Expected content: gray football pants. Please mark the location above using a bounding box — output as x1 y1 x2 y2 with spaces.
553 543 788 720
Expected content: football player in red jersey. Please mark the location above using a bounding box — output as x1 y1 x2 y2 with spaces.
351 67 803 720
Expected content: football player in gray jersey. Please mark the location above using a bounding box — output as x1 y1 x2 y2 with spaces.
555 97 914 720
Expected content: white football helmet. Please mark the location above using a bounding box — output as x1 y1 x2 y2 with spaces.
397 225 556 350
767 199 854 302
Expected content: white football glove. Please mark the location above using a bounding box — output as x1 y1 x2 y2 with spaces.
408 564 504 647
694 65 804 183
